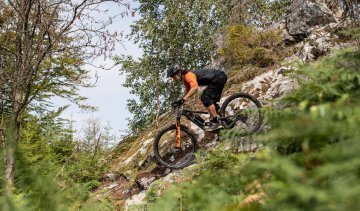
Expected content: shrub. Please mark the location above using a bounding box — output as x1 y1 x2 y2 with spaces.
219 25 283 68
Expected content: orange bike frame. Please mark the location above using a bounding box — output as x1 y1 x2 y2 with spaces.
175 120 181 148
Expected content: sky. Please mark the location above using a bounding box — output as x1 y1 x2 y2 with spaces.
54 1 142 141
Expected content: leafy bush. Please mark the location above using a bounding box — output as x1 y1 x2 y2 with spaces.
284 48 360 107
219 25 283 68
228 0 291 28
146 149 248 211
0 112 112 210
236 49 360 210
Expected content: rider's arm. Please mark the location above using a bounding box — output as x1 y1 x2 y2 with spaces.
183 86 198 101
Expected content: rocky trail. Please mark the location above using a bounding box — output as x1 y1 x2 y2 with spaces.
94 1 355 209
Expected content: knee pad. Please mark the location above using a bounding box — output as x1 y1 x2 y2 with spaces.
201 94 213 107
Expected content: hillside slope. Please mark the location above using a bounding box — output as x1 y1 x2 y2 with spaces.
95 1 355 209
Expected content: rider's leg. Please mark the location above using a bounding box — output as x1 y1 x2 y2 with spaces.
201 93 218 118
207 104 218 119
202 72 227 115
214 103 221 114
201 93 220 129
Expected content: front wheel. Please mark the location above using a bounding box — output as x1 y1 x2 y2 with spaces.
220 92 262 135
153 124 197 169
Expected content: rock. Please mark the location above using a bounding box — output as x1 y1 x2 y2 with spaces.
299 24 340 61
137 155 154 169
124 190 147 210
164 168 171 175
241 66 298 102
315 0 344 19
139 138 153 155
267 19 297 46
105 182 118 190
138 176 156 190
123 152 138 165
136 172 157 190
95 175 141 202
189 120 205 141
275 66 293 75
162 171 182 183
205 138 218 149
286 0 337 40
104 173 116 181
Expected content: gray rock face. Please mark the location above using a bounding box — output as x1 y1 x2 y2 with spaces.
137 176 156 190
239 66 299 103
286 0 337 40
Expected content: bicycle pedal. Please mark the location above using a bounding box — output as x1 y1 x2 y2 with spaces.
204 124 223 132
203 122 211 127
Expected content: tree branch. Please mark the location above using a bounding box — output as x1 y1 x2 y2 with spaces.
7 0 23 20
0 46 16 56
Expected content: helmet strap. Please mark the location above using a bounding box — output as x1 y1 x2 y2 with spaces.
178 70 183 80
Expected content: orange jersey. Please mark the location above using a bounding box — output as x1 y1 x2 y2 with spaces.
183 72 198 95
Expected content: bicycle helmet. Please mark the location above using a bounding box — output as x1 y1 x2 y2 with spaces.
167 64 182 78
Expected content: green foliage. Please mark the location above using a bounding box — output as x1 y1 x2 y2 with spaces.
115 55 175 133
0 110 113 210
342 27 360 39
112 135 139 156
116 0 291 133
237 50 360 210
0 1 94 113
220 25 283 68
65 151 109 183
116 0 233 133
144 148 256 211
12 151 71 210
228 0 292 28
248 107 360 209
340 27 360 48
143 48 360 210
284 49 360 107
84 180 102 192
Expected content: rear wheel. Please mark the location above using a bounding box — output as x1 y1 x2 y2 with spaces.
153 124 197 169
220 93 262 135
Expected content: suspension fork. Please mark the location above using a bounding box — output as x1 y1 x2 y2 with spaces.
175 106 182 148
175 119 181 148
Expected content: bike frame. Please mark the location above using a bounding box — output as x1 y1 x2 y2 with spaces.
173 104 249 148
156 93 262 168
176 105 244 131
176 105 209 131
174 105 207 149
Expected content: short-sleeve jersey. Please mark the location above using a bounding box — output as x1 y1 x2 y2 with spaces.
183 71 198 94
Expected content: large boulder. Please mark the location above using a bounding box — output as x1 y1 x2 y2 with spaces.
286 0 337 40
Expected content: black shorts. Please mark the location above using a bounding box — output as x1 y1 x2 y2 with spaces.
200 72 227 107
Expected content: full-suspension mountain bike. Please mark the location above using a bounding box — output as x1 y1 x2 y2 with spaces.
153 92 262 169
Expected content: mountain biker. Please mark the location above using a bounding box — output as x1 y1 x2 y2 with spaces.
167 64 227 131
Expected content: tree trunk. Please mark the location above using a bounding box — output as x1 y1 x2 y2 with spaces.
4 90 22 195
4 115 19 195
